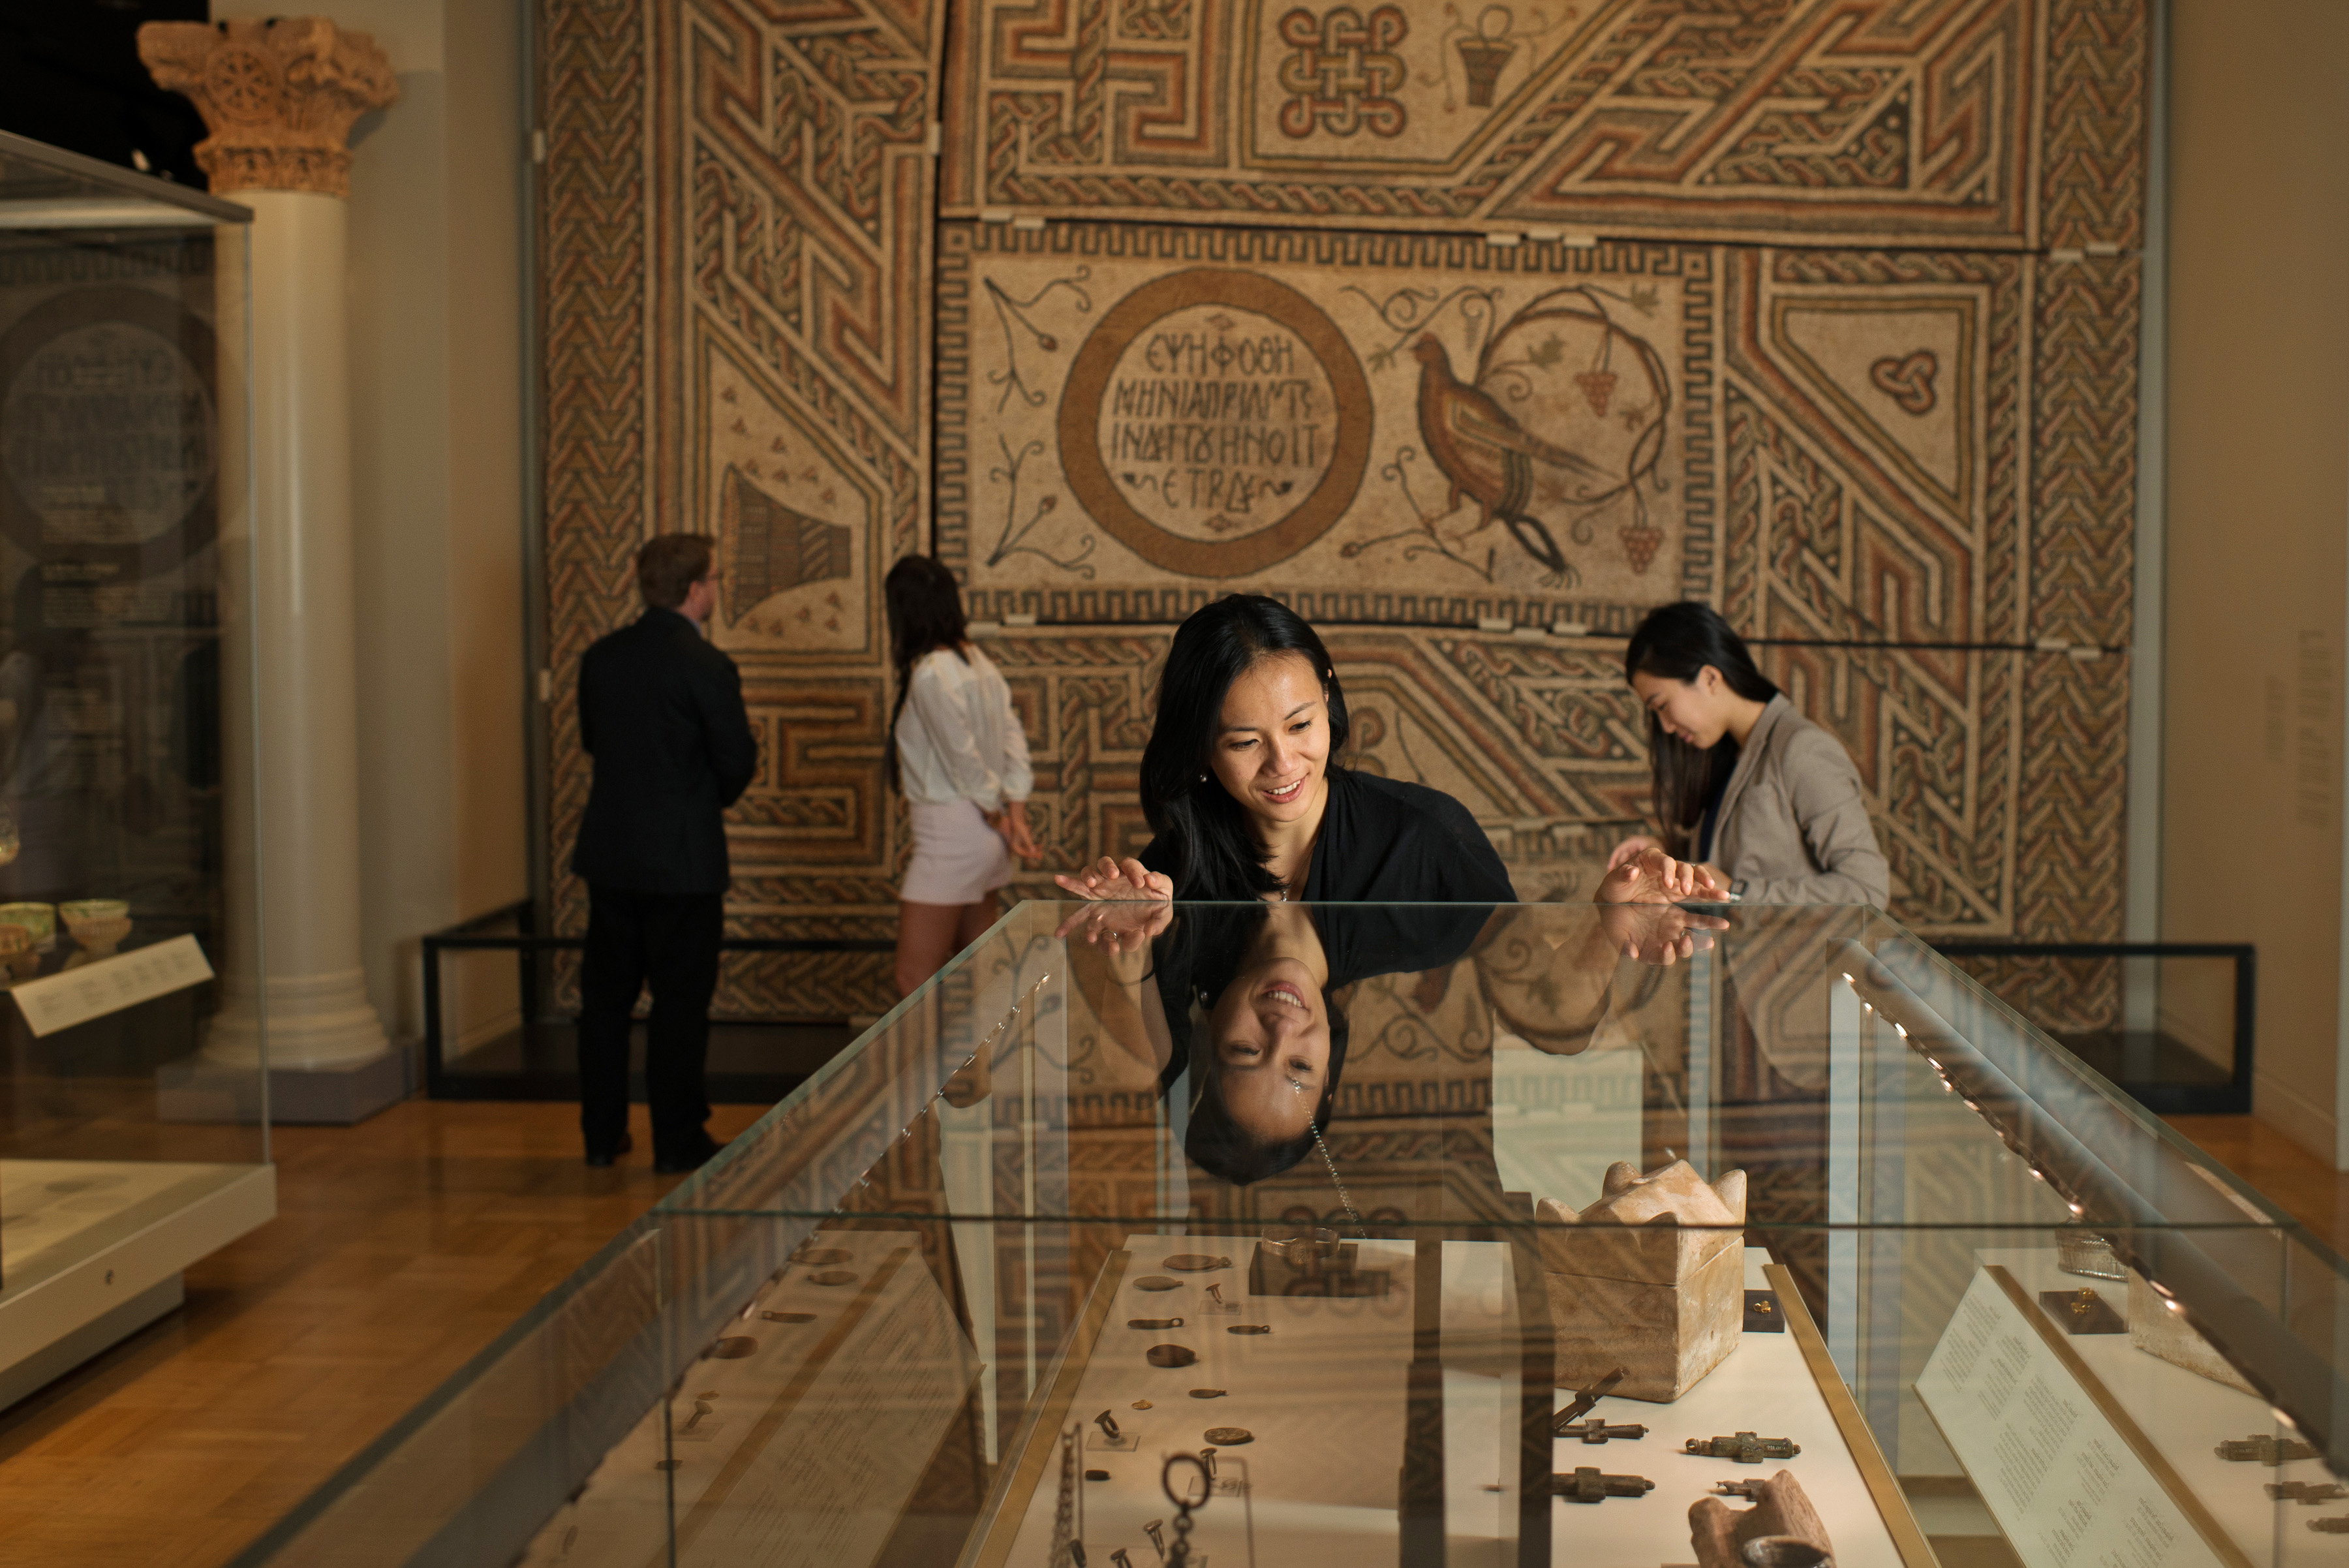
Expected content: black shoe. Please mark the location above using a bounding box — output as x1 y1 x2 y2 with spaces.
585 1130 634 1167
654 1136 722 1175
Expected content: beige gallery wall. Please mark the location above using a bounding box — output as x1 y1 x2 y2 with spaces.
335 0 530 1045
2162 0 2349 1159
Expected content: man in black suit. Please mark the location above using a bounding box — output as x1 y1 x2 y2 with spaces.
573 534 757 1171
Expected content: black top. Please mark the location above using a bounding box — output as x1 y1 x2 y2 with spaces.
1140 766 1517 903
572 608 758 895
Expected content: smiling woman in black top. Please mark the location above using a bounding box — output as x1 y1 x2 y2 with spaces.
1054 594 1516 904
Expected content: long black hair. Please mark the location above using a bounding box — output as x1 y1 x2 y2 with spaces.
1140 596 1349 900
1623 602 1779 857
1173 906 1353 1188
884 555 969 793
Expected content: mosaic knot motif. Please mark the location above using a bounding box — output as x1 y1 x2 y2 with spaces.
1276 6 1411 139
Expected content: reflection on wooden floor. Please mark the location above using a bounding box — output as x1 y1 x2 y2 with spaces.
0 1094 2329 1568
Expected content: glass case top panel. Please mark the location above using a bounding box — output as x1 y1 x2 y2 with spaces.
656 901 2293 1249
0 132 249 231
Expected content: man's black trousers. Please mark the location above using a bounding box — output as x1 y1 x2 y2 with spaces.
577 884 722 1160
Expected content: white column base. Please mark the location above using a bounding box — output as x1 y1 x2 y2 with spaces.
205 967 388 1070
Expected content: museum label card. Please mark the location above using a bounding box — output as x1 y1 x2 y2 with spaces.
1917 1266 2237 1568
12 934 214 1037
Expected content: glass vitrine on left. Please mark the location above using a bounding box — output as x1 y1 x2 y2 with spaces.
0 131 272 1404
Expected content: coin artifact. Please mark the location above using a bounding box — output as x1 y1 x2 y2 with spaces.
759 1310 816 1324
1164 1254 1231 1272
1189 1389 1226 1399
1146 1344 1199 1368
1204 1427 1253 1445
709 1337 757 1359
1228 1324 1272 1335
810 1269 859 1286
1134 1276 1183 1292
1085 1469 1111 1482
1128 1317 1184 1330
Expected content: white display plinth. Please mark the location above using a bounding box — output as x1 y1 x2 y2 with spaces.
0 1158 274 1408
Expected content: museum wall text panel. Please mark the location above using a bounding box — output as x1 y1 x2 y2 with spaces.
536 0 2147 1026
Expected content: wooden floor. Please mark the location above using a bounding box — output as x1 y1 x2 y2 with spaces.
0 1104 2338 1568
0 1100 766 1568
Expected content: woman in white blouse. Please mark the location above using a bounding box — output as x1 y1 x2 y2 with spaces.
887 556 1041 996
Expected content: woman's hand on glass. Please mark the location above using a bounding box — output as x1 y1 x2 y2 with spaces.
1593 844 1727 904
1604 833 1665 872
1054 898 1173 959
1597 900 1729 966
1052 855 1174 902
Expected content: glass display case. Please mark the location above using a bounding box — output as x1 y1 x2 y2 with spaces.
233 899 2329 1568
0 131 271 1403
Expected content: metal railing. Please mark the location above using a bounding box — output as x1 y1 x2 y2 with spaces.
420 900 893 1099
1927 940 2255 1115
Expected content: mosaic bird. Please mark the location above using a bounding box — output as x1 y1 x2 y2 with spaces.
1410 333 1593 576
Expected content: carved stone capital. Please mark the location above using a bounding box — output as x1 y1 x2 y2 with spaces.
138 18 397 198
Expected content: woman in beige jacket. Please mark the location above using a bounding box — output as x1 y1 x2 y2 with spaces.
1606 603 1890 908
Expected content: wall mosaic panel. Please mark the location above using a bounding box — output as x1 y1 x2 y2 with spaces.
942 0 2048 247
540 0 2147 1026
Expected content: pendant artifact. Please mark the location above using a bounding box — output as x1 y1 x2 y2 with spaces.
760 1310 815 1323
1129 1317 1184 1330
1189 1388 1226 1399
1146 1344 1199 1368
1164 1254 1231 1272
792 1247 851 1267
1685 1432 1800 1464
2311 1517 2349 1534
1133 1276 1182 1292
1227 1323 1272 1335
2271 1481 2348 1503
1550 1466 1653 1503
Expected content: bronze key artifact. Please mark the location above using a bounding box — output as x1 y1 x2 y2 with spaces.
2217 1435 2318 1464
2271 1481 2348 1503
1687 1432 1802 1464
1713 1479 1773 1502
2310 1516 2349 1534
1557 1419 1647 1445
1550 1466 1653 1503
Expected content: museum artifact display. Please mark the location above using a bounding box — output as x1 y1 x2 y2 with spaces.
0 131 273 1413
1536 1158 1748 1401
224 901 2339 1568
1688 1471 1832 1568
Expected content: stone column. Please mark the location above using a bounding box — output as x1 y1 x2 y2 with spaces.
140 19 397 1073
